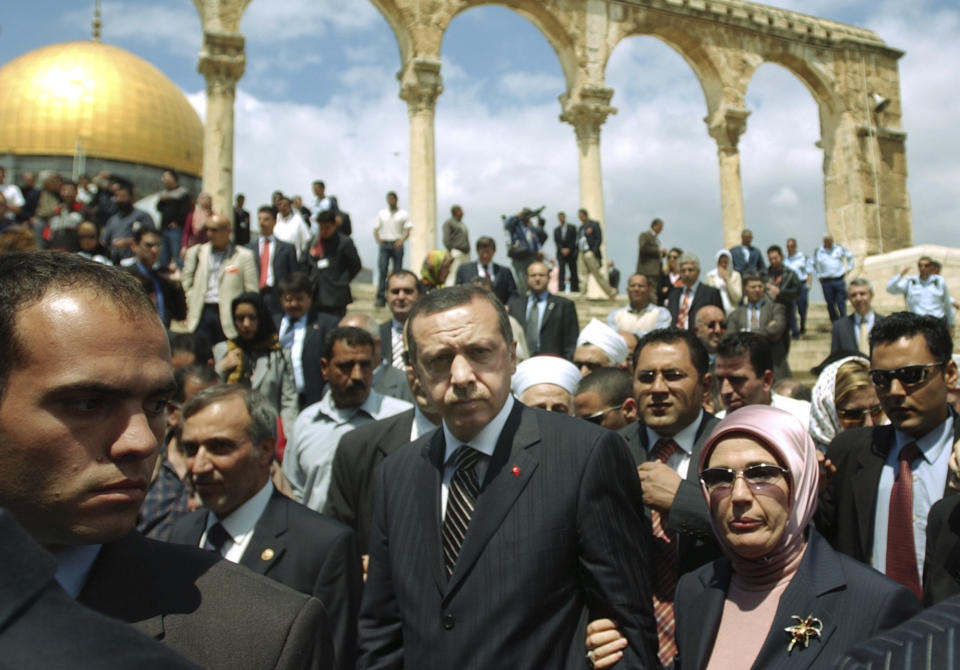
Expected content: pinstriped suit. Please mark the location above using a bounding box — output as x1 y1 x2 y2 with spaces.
357 402 659 669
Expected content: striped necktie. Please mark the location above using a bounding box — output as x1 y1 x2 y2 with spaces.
442 446 481 576
650 438 679 667
391 327 405 370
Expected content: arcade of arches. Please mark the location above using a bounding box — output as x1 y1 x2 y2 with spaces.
192 0 910 270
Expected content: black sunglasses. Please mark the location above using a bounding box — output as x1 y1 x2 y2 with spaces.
869 362 944 389
582 405 622 425
700 464 789 494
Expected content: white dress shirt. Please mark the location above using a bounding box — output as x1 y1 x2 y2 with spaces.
643 409 704 479
200 481 275 563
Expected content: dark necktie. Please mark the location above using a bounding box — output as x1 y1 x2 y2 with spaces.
441 446 481 576
650 438 680 667
525 298 540 353
886 443 923 599
203 522 232 555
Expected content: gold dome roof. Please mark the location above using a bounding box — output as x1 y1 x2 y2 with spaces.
0 41 202 175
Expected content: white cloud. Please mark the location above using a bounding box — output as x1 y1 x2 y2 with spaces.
498 71 565 98
770 186 801 207
62 1 201 54
241 1 381 42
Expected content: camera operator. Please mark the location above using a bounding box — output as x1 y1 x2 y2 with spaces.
504 206 544 296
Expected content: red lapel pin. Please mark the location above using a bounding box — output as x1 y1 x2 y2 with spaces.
512 465 521 476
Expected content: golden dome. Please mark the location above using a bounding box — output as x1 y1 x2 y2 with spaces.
0 41 202 175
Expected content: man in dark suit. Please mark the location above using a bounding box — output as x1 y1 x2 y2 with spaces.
507 260 579 361
728 228 764 273
0 252 334 670
454 235 518 306
233 193 251 246
666 252 724 331
617 327 721 664
831 278 882 355
249 205 298 320
378 270 421 370
576 208 618 299
304 210 361 319
636 218 664 293
170 385 362 670
125 225 186 328
817 312 960 601
553 211 578 292
727 272 790 379
358 285 658 669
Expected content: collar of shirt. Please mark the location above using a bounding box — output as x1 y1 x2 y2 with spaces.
314 388 383 426
749 299 764 310
528 291 548 308
854 311 875 329
53 544 102 598
893 413 955 464
442 394 516 466
685 281 700 296
412 406 440 441
644 408 703 458
391 317 404 333
281 313 307 332
203 481 274 563
628 303 653 315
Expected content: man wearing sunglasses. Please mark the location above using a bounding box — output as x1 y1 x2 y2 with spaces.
574 367 638 431
817 312 959 601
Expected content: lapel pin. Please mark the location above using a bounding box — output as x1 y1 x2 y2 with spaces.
785 614 823 653
261 548 275 561
512 465 521 476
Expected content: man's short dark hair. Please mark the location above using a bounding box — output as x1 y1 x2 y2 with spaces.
405 286 512 366
162 168 179 183
386 191 397 199
870 311 953 363
257 205 277 218
578 208 588 217
651 218 663 228
767 245 783 257
716 332 773 377
181 384 278 445
132 225 160 244
742 270 764 285
634 327 709 379
169 332 212 368
277 271 312 296
0 251 157 397
313 180 325 188
387 270 421 293
475 236 496 252
323 327 375 360
576 368 634 406
173 364 219 404
315 209 336 224
113 178 134 196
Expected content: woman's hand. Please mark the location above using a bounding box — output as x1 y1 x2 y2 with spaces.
216 348 242 375
585 618 627 669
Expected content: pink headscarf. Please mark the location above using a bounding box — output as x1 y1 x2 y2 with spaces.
698 405 820 582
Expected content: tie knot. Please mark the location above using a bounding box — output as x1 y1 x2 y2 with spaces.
652 438 678 463
205 522 232 553
899 443 922 463
453 445 481 472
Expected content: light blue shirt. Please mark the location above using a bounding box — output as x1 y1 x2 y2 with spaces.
784 251 810 281
854 311 876 341
279 315 308 391
886 273 955 326
812 244 854 279
870 415 954 574
201 481 274 562
54 544 102 598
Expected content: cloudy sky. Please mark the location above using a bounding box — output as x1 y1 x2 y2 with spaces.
1 0 957 283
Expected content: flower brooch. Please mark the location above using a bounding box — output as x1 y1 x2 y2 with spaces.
785 614 823 653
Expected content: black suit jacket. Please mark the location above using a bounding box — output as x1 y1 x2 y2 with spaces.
123 264 187 327
666 283 724 331
507 293 579 360
296 312 341 409
249 237 298 316
554 222 578 255
325 409 418 554
922 494 960 605
618 413 722 575
78 532 335 670
816 420 960 565
357 403 659 669
169 490 362 670
455 260 518 306
676 530 920 670
304 232 361 310
830 313 884 355
0 510 200 669
578 219 603 260
378 320 395 367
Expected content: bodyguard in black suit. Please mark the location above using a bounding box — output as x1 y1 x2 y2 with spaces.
553 211 579 292
126 226 187 328
666 253 724 330
171 384 361 670
304 210 361 319
249 205 299 319
358 286 658 669
454 235 518 306
830 279 881 354
922 494 960 605
507 260 579 360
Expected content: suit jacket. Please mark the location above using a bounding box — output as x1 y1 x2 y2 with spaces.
618 413 723 575
357 403 659 669
455 260 518 306
831 313 884 355
676 530 920 670
578 219 603 260
304 232 361 310
373 363 414 404
833 593 960 669
378 320 396 367
325 409 417 555
636 230 661 277
554 222 578 256
123 264 187 327
666 283 724 331
78 532 335 670
181 242 259 339
923 494 960 605
0 510 200 669
295 312 341 409
727 299 790 379
816 420 960 565
169 490 362 670
729 244 765 273
248 236 298 316
507 293 579 360
212 342 299 435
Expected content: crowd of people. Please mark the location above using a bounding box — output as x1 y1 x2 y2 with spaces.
1 166 960 669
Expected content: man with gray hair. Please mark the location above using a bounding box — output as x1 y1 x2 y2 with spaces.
171 385 361 670
666 252 723 331
832 277 884 355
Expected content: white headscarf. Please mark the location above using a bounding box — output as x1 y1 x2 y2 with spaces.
576 318 628 365
511 355 582 397
808 355 867 450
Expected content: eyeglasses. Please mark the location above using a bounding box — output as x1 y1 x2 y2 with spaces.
699 464 789 494
582 405 622 425
837 404 885 420
869 362 944 389
635 369 689 385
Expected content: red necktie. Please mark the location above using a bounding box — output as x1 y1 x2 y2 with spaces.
886 443 923 599
650 438 679 667
259 237 270 290
676 289 691 328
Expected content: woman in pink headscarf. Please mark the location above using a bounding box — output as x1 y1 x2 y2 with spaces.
586 405 919 669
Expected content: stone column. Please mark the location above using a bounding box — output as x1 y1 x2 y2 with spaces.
706 108 750 250
197 31 245 219
560 86 616 297
398 58 443 273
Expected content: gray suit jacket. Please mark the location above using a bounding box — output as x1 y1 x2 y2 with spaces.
212 342 299 436
830 313 884 355
636 230 661 277
180 242 259 339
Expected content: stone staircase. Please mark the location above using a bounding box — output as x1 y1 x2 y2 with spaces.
348 280 835 385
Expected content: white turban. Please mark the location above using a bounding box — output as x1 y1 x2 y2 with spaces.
511 355 582 397
576 318 628 365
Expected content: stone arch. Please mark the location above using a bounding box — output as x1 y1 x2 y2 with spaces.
748 49 839 116
366 0 416 67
